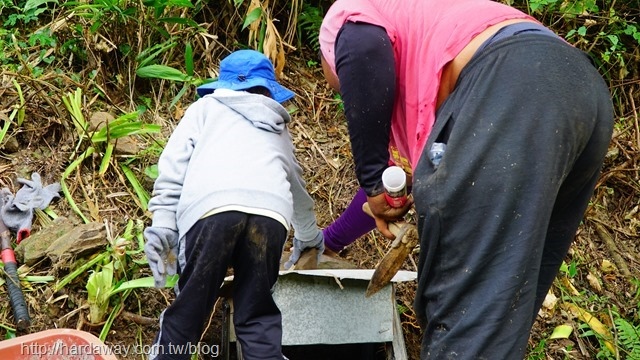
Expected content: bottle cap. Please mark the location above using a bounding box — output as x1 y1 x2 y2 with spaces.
382 166 407 207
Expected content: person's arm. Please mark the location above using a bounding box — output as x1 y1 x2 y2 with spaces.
284 130 321 241
147 102 202 230
335 21 396 197
336 22 413 239
144 100 202 287
283 129 324 269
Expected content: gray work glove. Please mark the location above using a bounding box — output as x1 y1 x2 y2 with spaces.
144 227 179 288
1 172 61 242
284 231 325 270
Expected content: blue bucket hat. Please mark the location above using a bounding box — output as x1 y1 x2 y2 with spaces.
196 50 295 103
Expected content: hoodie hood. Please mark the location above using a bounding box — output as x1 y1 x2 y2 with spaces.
207 89 291 133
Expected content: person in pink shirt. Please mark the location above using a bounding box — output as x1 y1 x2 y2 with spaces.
309 0 614 358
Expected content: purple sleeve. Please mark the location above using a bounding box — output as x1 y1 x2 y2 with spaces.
335 22 396 196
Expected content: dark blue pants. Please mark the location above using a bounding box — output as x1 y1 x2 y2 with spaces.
153 212 287 360
412 34 613 359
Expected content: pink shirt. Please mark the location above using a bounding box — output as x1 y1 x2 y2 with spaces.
320 0 536 170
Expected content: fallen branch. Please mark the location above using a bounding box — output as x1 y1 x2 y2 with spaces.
629 85 639 152
121 311 156 326
594 222 632 278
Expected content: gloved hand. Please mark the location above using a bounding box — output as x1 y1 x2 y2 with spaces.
284 231 325 270
144 227 179 288
1 172 61 242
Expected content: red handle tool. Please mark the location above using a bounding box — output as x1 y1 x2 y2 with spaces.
0 217 30 331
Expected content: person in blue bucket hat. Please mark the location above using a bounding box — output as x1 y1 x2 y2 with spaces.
196 49 295 103
144 49 324 360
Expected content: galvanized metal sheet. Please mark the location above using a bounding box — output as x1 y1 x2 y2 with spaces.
278 269 417 283
225 270 417 347
274 272 393 345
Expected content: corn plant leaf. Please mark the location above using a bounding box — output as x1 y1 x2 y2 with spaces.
169 84 189 110
108 275 179 297
60 146 95 224
99 293 125 342
185 42 194 76
87 262 115 324
54 252 109 292
98 142 115 175
136 41 177 69
89 112 158 142
24 275 55 283
163 0 193 7
3 328 16 339
91 122 161 142
132 258 150 266
12 80 25 126
62 88 88 138
0 114 11 144
565 303 615 353
120 163 150 211
24 0 59 12
243 7 262 30
137 65 190 82
96 112 139 129
549 324 573 339
561 276 581 296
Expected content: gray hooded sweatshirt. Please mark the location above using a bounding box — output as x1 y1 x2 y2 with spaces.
148 89 319 242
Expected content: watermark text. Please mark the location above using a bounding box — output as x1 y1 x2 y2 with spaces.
21 341 220 357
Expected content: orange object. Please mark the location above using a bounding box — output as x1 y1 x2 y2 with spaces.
0 328 119 360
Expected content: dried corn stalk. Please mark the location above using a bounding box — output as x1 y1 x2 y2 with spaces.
245 0 287 78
